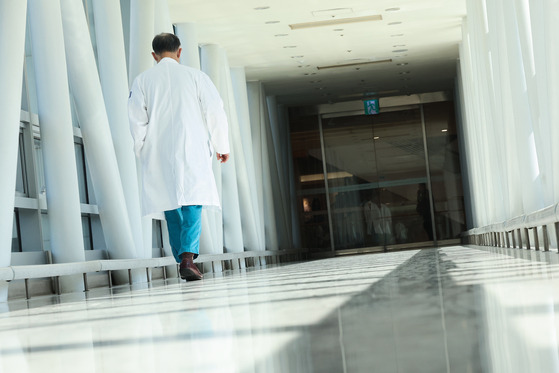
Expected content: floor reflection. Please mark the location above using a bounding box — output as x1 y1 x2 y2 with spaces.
2 246 559 372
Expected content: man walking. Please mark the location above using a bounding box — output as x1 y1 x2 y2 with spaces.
128 33 229 281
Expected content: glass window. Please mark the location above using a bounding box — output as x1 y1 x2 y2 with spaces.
12 211 22 253
15 132 27 195
85 155 96 205
152 220 163 249
82 215 93 250
21 72 28 112
74 142 89 204
41 213 50 252
34 138 46 195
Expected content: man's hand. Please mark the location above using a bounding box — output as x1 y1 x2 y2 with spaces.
217 153 229 163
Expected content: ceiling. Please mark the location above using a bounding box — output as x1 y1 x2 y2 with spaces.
167 0 466 107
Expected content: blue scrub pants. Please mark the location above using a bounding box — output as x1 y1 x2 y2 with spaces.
164 205 202 263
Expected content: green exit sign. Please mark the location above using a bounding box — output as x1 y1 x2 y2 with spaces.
364 98 379 115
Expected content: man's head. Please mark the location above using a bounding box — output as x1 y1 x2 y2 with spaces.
151 33 182 63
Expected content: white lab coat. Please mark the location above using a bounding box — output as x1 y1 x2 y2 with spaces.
128 57 229 216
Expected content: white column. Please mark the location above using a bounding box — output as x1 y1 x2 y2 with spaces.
154 0 173 34
129 0 155 258
175 24 221 272
129 0 154 83
0 1 27 302
175 23 201 70
231 67 265 250
200 45 244 266
247 82 278 251
60 0 137 268
91 0 144 255
28 0 85 293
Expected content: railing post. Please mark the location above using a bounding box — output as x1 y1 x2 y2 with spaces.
543 225 550 252
524 228 531 250
83 273 89 292
533 227 540 251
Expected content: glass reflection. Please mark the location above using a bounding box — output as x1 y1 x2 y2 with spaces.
424 102 466 240
289 100 467 252
290 110 330 252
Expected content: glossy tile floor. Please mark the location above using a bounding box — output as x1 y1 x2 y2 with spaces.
2 245 559 372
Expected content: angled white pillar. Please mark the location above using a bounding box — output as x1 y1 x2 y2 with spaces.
28 0 85 293
175 23 201 70
91 0 144 256
129 0 154 83
175 24 222 272
0 1 27 302
154 0 173 34
200 44 244 267
129 0 155 259
247 82 278 251
60 0 137 273
231 67 265 250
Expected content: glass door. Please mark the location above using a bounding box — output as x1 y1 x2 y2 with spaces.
322 115 381 250
371 108 434 247
321 107 435 252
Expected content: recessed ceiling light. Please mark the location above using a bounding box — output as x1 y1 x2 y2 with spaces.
385 7 400 12
441 129 448 132
275 34 288 37
266 21 280 24
374 136 380 140
393 49 408 53
254 6 270 10
283 45 297 48
391 33 404 37
388 22 402 25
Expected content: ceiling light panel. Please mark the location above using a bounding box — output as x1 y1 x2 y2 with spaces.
289 15 382 30
317 59 392 70
311 8 353 17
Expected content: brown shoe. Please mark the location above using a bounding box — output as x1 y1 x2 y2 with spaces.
179 253 203 281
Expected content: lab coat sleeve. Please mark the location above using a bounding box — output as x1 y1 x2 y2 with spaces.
128 77 149 158
198 73 230 155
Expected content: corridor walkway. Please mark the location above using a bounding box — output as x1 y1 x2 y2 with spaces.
1 246 559 372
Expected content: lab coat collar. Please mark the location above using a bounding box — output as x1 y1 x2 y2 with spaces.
159 57 179 64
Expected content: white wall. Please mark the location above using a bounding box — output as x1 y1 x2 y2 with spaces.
458 0 559 230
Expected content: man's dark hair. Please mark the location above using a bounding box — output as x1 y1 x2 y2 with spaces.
152 33 181 55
